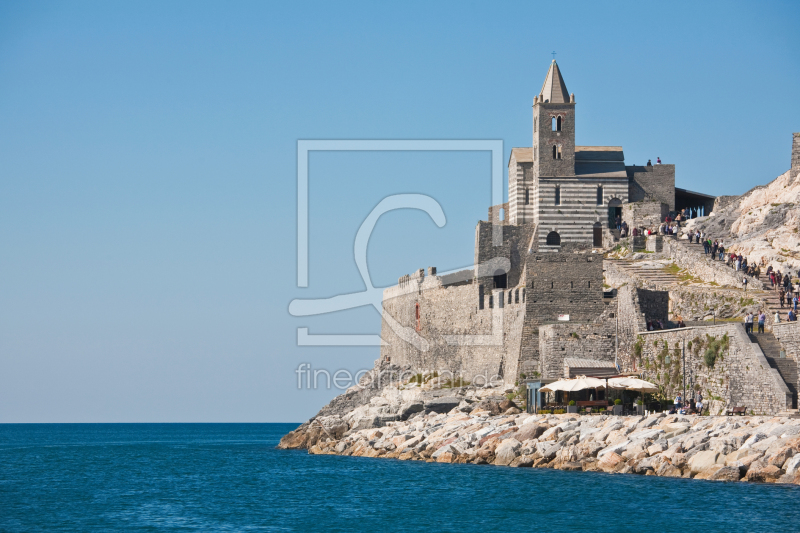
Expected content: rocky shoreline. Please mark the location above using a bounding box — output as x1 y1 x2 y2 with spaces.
280 380 800 484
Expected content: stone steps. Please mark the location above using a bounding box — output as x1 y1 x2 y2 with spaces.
750 332 798 409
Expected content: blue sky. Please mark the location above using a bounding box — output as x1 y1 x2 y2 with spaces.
1 1 798 422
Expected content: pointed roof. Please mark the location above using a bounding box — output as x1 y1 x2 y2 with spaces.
539 60 570 104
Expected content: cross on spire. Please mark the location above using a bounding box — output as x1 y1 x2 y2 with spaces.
551 51 557 60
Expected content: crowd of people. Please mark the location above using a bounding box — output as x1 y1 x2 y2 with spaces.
618 209 800 324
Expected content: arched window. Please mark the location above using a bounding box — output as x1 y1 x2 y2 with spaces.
552 145 557 159
596 186 603 206
546 231 561 246
524 188 530 205
515 289 519 303
557 145 562 160
478 286 484 310
556 116 562 131
551 117 556 131
534 117 537 132
554 186 561 205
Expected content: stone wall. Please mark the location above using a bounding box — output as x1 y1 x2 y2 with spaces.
662 237 762 289
622 201 668 231
646 235 663 252
793 132 800 177
637 324 792 415
474 221 536 291
773 321 800 360
713 195 739 213
380 273 526 386
668 286 774 325
539 321 616 379
517 249 607 379
628 164 676 211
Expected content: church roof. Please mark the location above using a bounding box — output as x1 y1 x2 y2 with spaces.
509 147 532 165
575 146 625 162
574 146 627 178
540 60 570 104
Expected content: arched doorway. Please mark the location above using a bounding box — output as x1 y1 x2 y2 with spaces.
546 231 561 246
607 198 622 229
593 222 603 247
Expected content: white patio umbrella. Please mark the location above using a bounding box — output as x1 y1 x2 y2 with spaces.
540 376 607 392
608 377 658 413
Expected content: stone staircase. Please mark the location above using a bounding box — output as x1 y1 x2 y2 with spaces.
605 259 684 288
749 332 798 409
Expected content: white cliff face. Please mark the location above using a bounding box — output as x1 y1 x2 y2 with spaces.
689 169 800 273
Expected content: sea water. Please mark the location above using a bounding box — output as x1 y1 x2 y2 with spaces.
1 423 798 532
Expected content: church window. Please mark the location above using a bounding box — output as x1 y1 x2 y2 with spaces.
557 145 562 159
546 231 561 246
534 117 537 132
551 117 556 131
596 186 603 206
554 186 561 205
525 188 530 205
552 145 557 159
479 287 484 309
556 116 562 131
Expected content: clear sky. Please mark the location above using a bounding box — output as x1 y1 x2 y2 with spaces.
1 1 798 422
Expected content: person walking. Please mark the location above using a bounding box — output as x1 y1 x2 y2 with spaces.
758 311 766 334
780 288 786 308
775 310 782 323
794 295 799 313
718 243 725 261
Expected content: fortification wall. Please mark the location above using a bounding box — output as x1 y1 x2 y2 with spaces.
792 132 800 177
662 237 763 289
474 221 536 291
379 272 525 385
637 324 792 415
622 201 668 230
538 312 616 380
517 249 606 379
628 164 675 211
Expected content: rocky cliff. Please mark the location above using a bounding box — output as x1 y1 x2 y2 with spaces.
687 168 800 273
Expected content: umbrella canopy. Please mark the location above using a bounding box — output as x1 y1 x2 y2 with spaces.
540 376 606 393
607 377 658 393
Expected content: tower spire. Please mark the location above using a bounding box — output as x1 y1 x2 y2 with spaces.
539 60 570 104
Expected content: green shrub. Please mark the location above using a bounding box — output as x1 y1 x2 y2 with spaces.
614 399 622 405
553 409 565 414
568 400 576 406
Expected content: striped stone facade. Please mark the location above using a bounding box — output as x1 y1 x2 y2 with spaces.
535 176 629 248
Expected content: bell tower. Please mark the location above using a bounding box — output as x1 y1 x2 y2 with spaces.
533 60 576 179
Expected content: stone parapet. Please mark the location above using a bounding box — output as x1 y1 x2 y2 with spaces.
663 238 762 289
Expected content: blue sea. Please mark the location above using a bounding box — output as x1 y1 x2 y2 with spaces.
1 423 799 532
